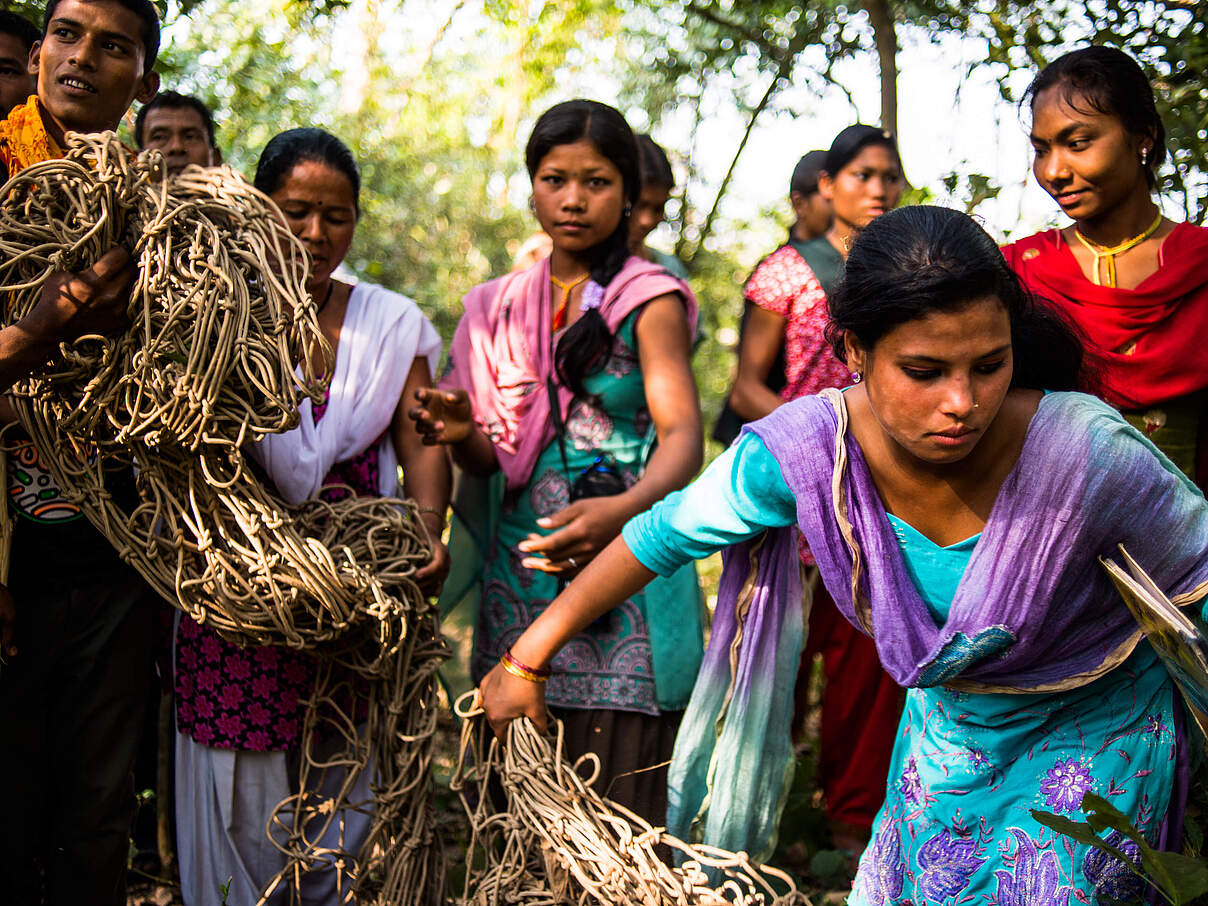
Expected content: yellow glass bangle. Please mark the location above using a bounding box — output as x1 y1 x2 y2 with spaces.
501 656 548 684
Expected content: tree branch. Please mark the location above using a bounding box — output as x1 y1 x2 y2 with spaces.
686 21 814 260
683 1 775 54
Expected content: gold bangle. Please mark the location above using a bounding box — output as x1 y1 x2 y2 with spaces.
501 655 548 684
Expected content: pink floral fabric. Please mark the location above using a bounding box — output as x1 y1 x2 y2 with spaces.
743 244 850 403
744 244 850 566
174 390 381 751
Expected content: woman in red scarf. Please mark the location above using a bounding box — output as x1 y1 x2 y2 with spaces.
1004 46 1208 484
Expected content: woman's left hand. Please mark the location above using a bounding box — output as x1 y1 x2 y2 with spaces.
517 495 629 576
480 660 549 738
415 539 450 596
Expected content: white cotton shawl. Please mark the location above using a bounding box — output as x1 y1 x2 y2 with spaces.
253 281 442 504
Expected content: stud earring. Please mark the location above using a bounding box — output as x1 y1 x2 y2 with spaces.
973 402 980 409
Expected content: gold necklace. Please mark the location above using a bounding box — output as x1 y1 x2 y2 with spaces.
550 272 589 330
1072 210 1163 288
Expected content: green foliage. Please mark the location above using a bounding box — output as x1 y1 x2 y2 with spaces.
161 0 543 345
149 0 1207 438
941 171 1002 214
1033 792 1208 905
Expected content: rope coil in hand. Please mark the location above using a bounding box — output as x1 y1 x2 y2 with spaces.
452 691 811 906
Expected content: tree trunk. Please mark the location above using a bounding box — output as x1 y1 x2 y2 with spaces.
863 0 899 136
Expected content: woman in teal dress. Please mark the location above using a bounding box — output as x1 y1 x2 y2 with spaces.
412 100 703 823
480 205 1208 902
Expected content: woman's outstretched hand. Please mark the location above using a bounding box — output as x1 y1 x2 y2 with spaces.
409 387 475 445
479 660 549 738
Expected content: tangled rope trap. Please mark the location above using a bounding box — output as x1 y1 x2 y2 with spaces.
451 692 811 906
0 134 446 904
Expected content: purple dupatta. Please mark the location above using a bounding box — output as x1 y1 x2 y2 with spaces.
757 389 1208 691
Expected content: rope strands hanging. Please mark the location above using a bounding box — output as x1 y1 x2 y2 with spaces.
0 133 446 904
451 692 812 906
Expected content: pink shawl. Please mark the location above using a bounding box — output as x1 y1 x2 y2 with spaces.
442 255 697 490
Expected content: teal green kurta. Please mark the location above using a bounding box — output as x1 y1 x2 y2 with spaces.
471 312 703 713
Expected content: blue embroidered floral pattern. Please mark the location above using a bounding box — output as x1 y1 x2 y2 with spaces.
993 829 1072 906
1040 758 1094 813
917 829 985 901
854 819 906 906
1081 831 1143 902
847 646 1178 906
916 626 1015 686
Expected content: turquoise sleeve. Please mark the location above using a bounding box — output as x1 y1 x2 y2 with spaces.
621 432 798 576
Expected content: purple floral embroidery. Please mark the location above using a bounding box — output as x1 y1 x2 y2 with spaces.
1143 714 1170 738
1040 758 1094 813
855 819 905 905
899 757 925 805
917 829 985 901
1082 831 1143 902
993 829 1071 906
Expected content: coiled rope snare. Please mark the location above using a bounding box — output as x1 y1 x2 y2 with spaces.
452 692 810 906
0 133 445 904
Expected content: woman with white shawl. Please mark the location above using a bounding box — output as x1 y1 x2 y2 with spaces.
172 128 450 906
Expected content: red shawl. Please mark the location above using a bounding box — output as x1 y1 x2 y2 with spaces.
1004 223 1208 409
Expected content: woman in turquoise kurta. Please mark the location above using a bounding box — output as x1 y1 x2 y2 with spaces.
479 206 1208 903
623 425 1184 902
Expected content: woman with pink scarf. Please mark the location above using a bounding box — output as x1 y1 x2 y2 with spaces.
412 99 703 825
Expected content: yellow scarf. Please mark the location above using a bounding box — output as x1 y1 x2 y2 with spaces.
0 96 64 176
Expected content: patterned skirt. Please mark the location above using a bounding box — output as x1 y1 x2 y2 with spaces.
849 645 1182 905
